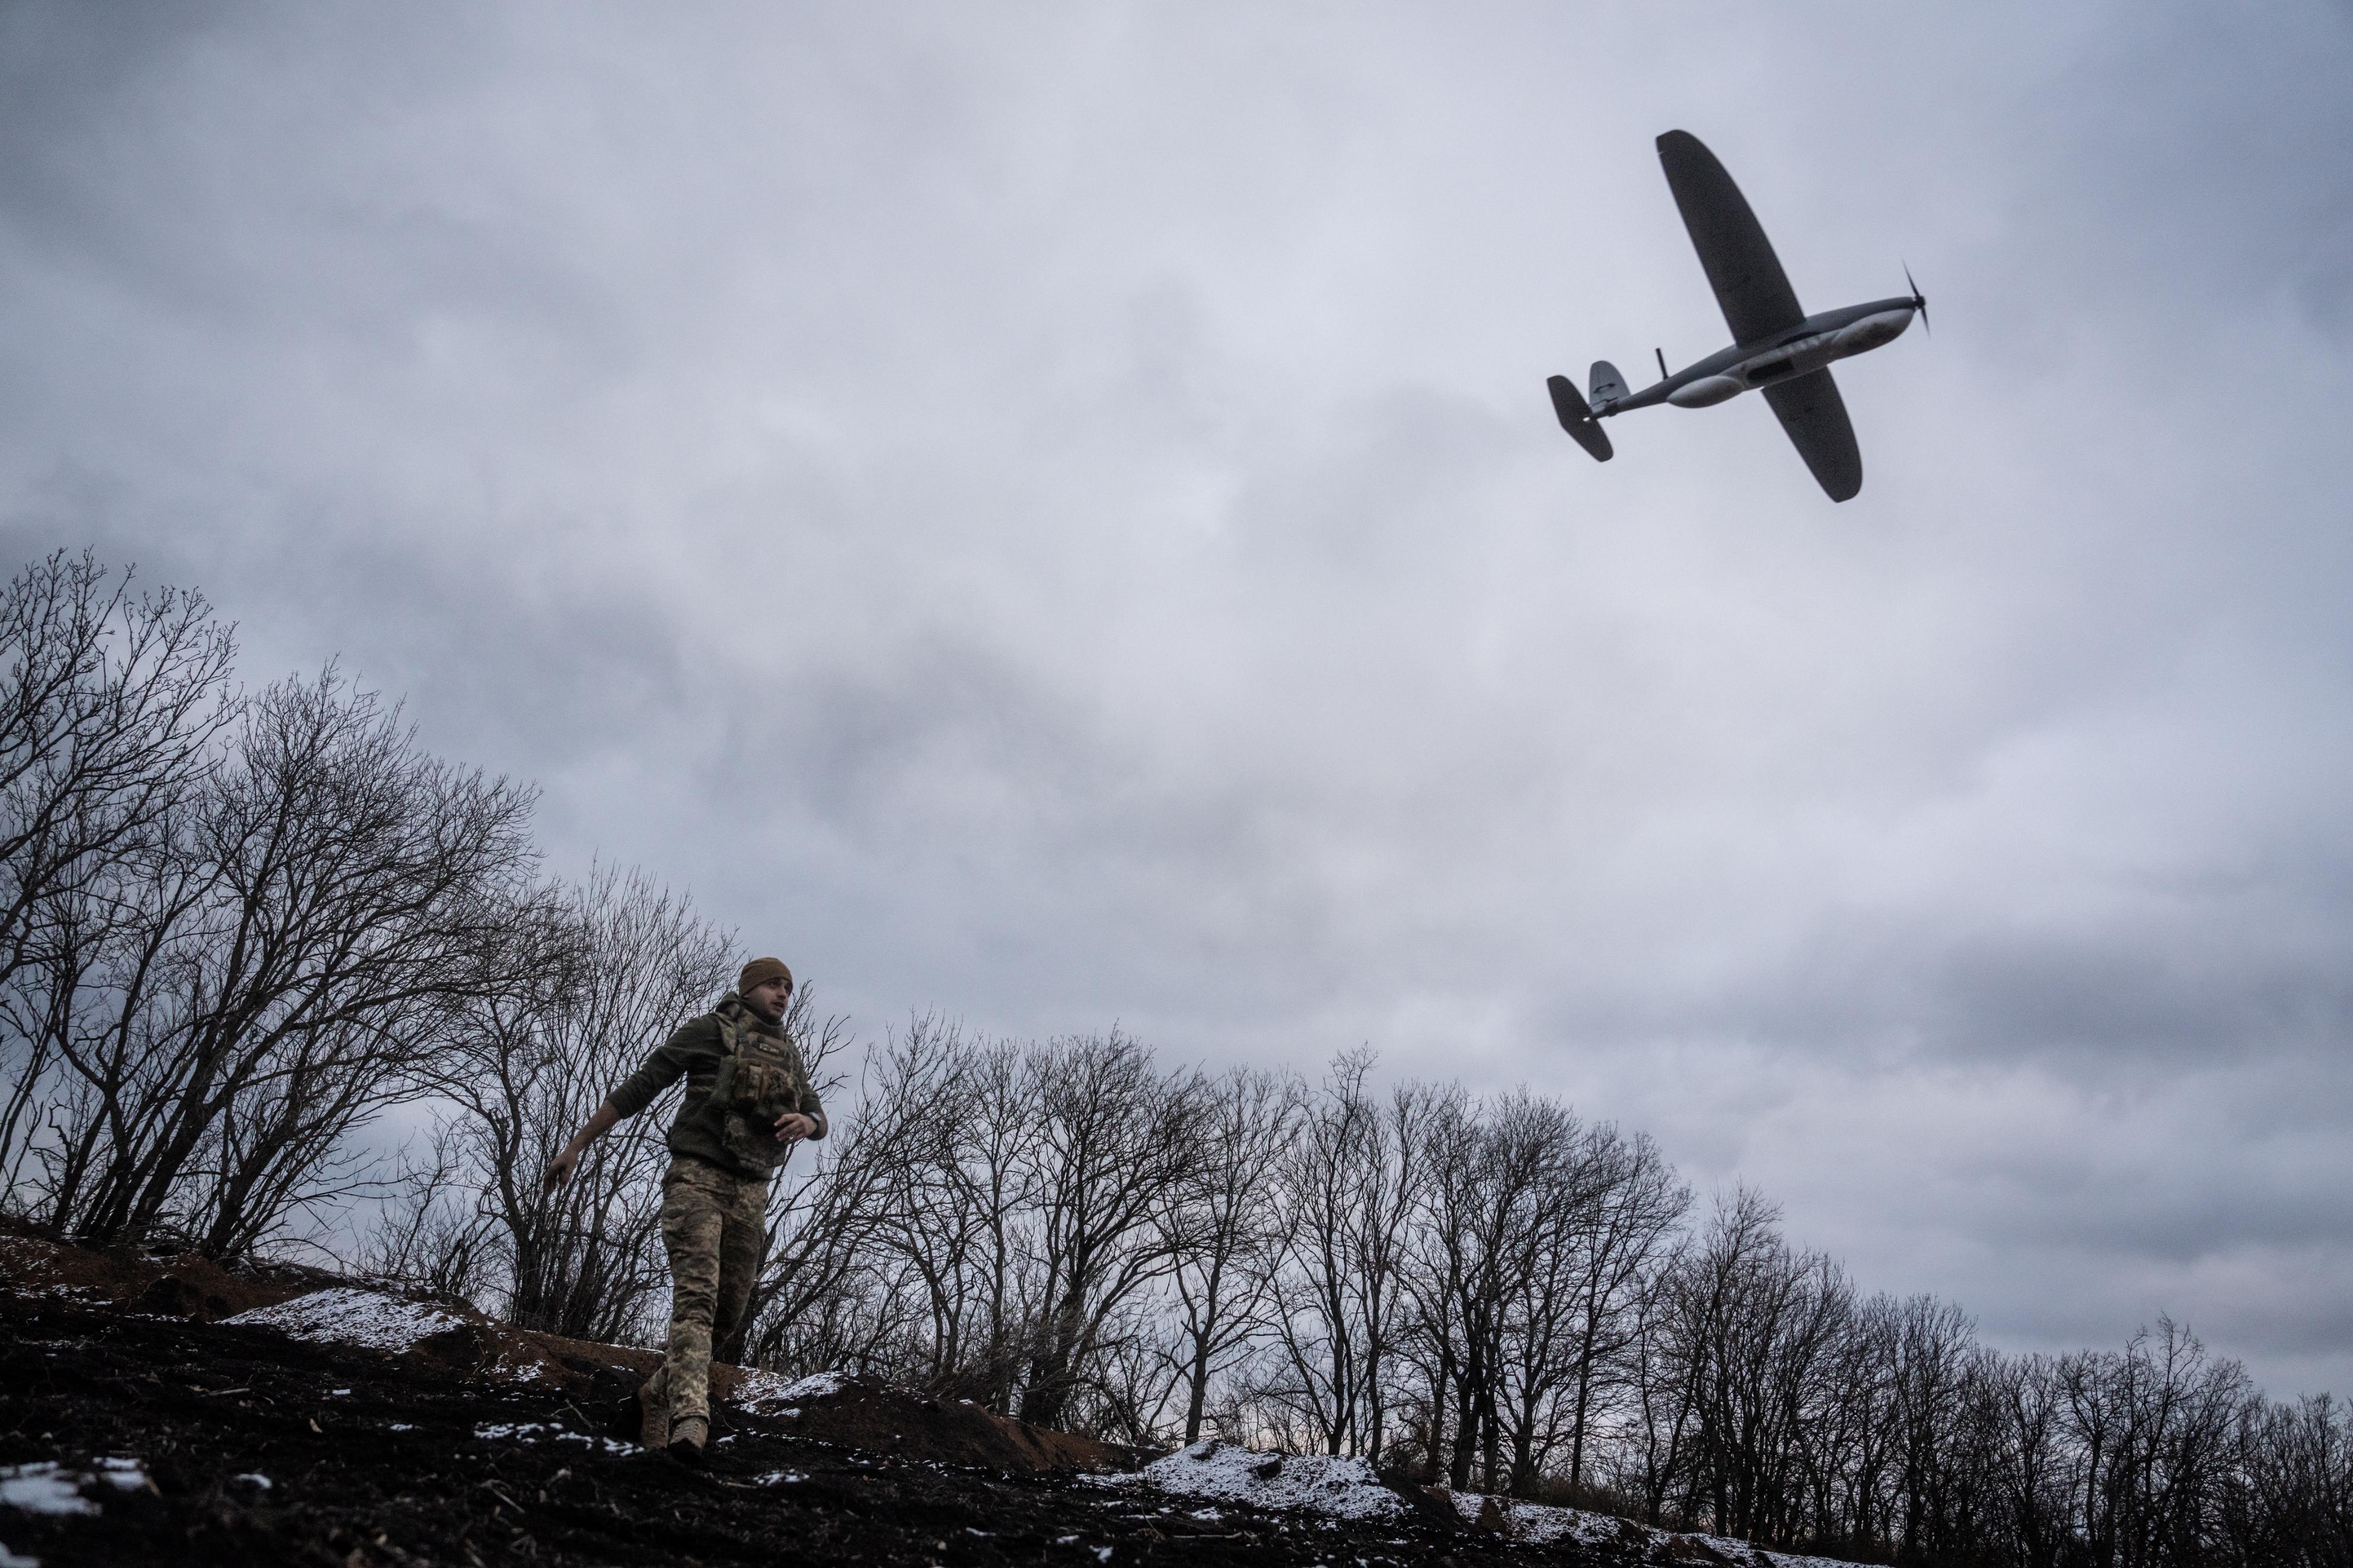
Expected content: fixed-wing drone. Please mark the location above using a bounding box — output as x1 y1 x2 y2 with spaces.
1549 130 1924 502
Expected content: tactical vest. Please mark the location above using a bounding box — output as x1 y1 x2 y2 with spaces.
706 1001 812 1173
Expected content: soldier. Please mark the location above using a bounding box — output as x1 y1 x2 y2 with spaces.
544 956 825 1464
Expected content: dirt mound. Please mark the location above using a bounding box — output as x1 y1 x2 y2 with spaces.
0 1226 317 1320
0 1231 643 1395
739 1374 1137 1474
514 1324 663 1385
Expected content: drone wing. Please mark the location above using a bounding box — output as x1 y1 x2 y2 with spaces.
1656 130 1804 347
1763 369 1863 502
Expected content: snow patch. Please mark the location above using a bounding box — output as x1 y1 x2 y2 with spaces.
1112 1443 1845 1565
0 1458 145 1517
1443 1489 1851 1566
0 1464 94 1518
1120 1440 1405 1522
1450 1490 1602 1545
232 1474 272 1491
224 1288 467 1356
2 1283 99 1303
471 1423 630 1455
734 1369 847 1411
88 1459 145 1493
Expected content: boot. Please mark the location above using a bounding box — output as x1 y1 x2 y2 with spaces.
637 1375 670 1451
668 1414 709 1467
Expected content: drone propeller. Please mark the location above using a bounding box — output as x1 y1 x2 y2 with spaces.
1905 262 1930 336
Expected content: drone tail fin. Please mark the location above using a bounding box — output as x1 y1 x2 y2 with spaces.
1548 374 1615 462
1589 360 1630 409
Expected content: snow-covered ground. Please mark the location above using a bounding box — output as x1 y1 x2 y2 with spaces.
1104 1439 1407 1522
223 1287 470 1355
1105 1438 1854 1566
0 1236 103 1306
1443 1482 1851 1566
471 1422 632 1455
222 1285 544 1382
0 1457 151 1518
734 1369 847 1413
219 1283 855 1400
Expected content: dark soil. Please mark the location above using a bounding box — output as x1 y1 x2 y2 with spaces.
0 1247 1641 1567
0 1225 326 1320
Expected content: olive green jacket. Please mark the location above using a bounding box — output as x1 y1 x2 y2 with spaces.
607 993 827 1179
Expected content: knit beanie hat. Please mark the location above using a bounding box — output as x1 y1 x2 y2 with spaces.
738 956 793 996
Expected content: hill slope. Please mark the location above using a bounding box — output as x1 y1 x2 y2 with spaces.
1 1237 1838 1568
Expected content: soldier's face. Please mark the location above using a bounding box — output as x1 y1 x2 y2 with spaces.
744 976 792 1021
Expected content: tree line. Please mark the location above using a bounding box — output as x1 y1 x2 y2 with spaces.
3 551 2346 1567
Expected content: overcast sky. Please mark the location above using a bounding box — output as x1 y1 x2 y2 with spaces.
5 1 2351 1398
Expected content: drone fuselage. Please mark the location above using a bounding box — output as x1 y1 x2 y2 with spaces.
1596 295 1917 417
1549 129 1925 499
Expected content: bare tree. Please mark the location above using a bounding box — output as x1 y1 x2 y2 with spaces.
433 863 732 1342
1992 1352 2073 1568
855 1017 1040 1403
356 1118 498 1305
1886 1294 1984 1557
1016 1030 1203 1432
1669 1187 1855 1545
1359 1079 1434 1467
2059 1318 2251 1568
1399 1082 1476 1483
1264 1050 1379 1457
1153 1065 1303 1444
1429 1088 1578 1493
2218 1391 2353 1567
0 552 236 990
1557 1123 1689 1492
1611 1228 1701 1528
0 551 236 1208
1799 1290 1901 1553
1494 1094 1622 1496
1057 1298 1179 1446
25 668 538 1254
1260 1051 1427 1461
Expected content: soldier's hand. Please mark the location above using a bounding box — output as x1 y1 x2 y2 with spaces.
545 1147 581 1190
773 1113 817 1143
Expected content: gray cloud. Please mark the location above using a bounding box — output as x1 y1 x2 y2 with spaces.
4 0 2351 1396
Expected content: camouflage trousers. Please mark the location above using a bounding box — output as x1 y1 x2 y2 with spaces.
645 1157 769 1427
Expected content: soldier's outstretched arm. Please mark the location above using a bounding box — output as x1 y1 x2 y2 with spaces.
548 1020 707 1186
546 1100 621 1189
